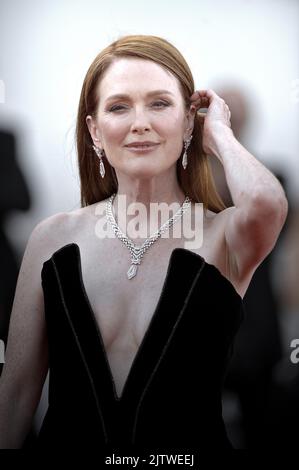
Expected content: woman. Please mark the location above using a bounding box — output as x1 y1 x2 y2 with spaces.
0 34 287 450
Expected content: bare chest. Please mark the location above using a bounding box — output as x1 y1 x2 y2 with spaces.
79 241 176 398
81 242 175 349
71 207 228 398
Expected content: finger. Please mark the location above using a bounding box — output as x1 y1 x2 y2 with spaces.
190 91 200 100
190 94 201 107
197 89 220 103
190 94 209 105
190 90 208 102
190 90 206 102
190 90 215 108
193 89 212 98
190 89 222 113
190 100 201 110
205 89 221 100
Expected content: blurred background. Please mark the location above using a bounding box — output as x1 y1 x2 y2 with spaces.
0 0 298 448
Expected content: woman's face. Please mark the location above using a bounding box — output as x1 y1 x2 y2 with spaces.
86 57 195 178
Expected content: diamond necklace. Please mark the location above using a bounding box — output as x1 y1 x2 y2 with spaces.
105 193 192 280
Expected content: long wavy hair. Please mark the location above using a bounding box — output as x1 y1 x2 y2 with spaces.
76 34 225 212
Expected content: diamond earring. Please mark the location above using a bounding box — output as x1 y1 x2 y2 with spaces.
182 135 193 170
92 145 106 178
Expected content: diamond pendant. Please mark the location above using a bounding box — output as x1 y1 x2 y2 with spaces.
99 159 105 178
182 150 188 169
127 263 138 280
105 192 192 281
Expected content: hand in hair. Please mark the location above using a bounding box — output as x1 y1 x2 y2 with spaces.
190 89 232 156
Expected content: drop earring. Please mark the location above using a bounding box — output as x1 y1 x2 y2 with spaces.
92 144 106 178
182 135 193 170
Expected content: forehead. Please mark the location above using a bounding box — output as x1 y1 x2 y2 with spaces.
98 58 181 99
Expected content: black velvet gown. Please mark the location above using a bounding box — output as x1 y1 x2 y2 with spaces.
36 243 244 450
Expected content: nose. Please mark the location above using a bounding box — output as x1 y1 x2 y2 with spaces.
130 106 151 133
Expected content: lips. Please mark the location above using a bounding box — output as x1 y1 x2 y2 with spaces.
125 142 159 148
128 145 157 149
125 143 160 153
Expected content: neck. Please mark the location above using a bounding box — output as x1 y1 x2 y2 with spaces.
114 168 186 215
114 188 186 211
111 179 187 241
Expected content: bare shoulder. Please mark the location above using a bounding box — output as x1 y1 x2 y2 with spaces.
29 201 107 262
28 211 75 264
28 211 79 262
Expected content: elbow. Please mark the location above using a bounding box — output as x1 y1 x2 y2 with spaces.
250 190 288 230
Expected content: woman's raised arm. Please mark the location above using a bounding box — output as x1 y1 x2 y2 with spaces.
191 89 288 290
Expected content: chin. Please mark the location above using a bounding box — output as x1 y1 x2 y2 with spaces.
128 169 162 179
122 158 163 175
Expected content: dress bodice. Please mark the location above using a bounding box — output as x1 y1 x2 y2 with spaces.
37 243 244 450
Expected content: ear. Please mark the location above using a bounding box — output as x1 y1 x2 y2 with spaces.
86 115 102 146
184 105 196 140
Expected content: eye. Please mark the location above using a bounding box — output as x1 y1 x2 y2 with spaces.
152 100 170 108
108 105 126 112
108 100 170 112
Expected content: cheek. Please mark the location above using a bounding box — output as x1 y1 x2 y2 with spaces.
162 113 185 138
99 109 185 142
100 120 126 143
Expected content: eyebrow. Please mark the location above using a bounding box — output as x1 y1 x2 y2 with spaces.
105 89 174 103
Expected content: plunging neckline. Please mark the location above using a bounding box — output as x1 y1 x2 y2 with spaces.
40 241 245 448
72 243 201 402
47 242 241 404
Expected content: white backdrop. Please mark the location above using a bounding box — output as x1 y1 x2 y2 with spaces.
0 0 298 249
